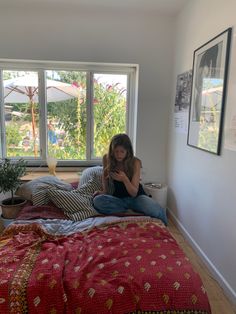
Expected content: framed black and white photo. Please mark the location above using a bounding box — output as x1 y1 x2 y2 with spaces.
174 70 192 134
187 28 232 155
175 70 192 113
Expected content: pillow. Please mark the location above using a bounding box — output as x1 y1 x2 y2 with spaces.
48 179 101 221
31 183 53 206
16 176 73 205
79 166 103 188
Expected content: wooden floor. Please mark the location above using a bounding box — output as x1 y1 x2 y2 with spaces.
0 216 235 313
168 218 236 314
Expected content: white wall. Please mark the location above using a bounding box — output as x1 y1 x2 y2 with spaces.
167 0 236 304
0 2 174 183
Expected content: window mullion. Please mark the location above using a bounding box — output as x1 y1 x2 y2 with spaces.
86 72 93 161
38 70 47 163
0 70 6 159
128 69 139 154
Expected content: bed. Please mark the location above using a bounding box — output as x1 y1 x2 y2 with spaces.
0 171 211 314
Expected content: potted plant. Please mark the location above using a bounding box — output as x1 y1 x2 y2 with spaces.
0 158 27 220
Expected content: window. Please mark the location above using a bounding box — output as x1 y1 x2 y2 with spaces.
0 61 138 166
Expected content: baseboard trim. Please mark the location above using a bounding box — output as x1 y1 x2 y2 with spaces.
167 208 236 306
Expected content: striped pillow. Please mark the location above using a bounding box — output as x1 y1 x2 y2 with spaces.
32 183 51 206
78 166 114 195
79 166 103 188
48 179 100 221
32 181 73 206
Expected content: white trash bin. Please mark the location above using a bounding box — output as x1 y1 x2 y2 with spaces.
143 183 168 209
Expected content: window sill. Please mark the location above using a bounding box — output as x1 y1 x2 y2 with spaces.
21 171 80 183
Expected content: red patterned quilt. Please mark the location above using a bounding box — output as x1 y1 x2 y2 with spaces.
0 218 211 314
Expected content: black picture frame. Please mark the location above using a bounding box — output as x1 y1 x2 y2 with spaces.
187 28 232 155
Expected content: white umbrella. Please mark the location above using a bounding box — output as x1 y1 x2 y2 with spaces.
3 73 79 156
4 73 78 102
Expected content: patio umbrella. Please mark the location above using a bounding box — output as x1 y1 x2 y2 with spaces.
3 73 79 156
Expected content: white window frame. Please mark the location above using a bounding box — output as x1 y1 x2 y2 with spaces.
0 59 139 166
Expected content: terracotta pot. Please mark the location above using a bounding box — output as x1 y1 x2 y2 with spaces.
0 214 14 228
0 197 27 219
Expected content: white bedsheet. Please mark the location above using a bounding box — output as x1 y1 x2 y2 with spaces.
13 215 153 235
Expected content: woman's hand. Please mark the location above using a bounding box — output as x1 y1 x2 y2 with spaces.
110 170 128 183
93 190 105 198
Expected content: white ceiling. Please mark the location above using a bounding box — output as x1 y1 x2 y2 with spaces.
1 0 188 16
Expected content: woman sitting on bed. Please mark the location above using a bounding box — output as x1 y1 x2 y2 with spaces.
93 133 167 225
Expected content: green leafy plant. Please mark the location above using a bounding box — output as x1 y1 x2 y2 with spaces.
0 158 27 205
6 123 22 147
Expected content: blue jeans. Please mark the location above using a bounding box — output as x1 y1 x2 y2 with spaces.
93 194 167 226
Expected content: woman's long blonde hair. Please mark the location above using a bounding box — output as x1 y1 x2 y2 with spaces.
104 133 135 180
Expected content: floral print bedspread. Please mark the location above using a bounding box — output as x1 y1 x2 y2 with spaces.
0 218 211 313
